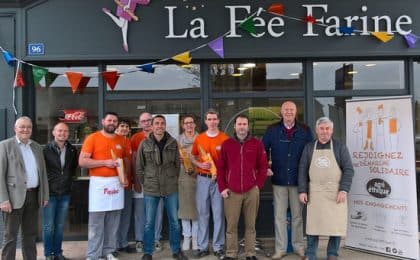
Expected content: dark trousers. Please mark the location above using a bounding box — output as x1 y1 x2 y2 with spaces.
1 190 39 260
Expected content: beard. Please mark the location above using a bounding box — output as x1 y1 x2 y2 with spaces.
103 124 116 134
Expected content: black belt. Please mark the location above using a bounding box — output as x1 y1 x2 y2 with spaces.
198 173 212 178
26 187 38 192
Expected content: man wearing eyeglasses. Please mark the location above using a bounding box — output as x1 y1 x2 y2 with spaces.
131 112 165 253
0 116 49 260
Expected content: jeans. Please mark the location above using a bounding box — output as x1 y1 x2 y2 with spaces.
133 197 164 242
144 193 180 255
305 235 341 260
42 195 70 257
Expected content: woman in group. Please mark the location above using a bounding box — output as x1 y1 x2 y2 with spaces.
177 115 199 251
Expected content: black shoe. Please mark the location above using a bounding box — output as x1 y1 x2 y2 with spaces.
224 257 236 260
193 249 210 258
142 254 153 260
246 256 258 260
173 251 188 260
214 250 225 259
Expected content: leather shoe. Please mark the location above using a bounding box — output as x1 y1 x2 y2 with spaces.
173 251 188 260
193 250 209 258
246 256 258 260
142 254 152 260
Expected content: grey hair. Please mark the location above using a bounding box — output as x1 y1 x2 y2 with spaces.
315 117 334 128
15 116 32 128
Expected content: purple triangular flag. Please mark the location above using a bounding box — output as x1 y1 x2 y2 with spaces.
208 37 224 58
404 33 419 48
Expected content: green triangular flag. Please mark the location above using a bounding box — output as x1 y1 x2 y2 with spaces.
239 17 256 35
45 72 59 88
32 66 48 85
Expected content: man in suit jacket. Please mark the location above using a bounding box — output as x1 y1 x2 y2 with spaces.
0 116 49 260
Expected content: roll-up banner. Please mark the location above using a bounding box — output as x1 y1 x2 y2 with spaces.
345 96 419 259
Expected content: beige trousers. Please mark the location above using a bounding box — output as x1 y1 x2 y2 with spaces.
224 187 260 257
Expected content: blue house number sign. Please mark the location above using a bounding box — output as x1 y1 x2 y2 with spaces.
28 43 45 55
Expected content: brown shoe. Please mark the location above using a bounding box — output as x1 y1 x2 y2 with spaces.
301 257 308 260
327 256 337 260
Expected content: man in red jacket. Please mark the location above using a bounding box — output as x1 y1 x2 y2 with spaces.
217 114 268 260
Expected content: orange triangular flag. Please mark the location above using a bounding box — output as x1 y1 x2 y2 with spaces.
172 51 191 64
78 77 91 94
14 61 25 88
102 71 120 90
268 4 284 15
371 32 394 43
65 72 83 93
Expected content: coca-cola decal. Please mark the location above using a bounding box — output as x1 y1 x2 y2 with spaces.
59 109 87 123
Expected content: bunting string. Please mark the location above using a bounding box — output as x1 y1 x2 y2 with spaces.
0 4 418 96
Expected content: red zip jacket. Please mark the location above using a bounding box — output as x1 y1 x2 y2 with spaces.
217 135 268 194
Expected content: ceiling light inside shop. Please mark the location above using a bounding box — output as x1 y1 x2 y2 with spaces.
231 73 243 77
238 67 247 71
242 63 256 68
107 67 119 71
290 73 300 76
347 71 358 74
365 63 376 67
181 64 192 69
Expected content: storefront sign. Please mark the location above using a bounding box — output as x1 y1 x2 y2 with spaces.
345 97 419 260
165 4 413 39
59 109 87 123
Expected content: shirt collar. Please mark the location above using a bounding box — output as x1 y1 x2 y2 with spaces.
15 136 32 145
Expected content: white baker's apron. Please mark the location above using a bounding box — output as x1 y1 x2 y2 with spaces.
89 176 124 212
306 140 347 236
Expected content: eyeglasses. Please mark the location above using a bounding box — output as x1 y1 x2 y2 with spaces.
140 119 152 123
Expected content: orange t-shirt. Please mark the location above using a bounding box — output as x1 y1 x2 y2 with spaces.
191 131 229 174
131 131 147 154
81 131 131 177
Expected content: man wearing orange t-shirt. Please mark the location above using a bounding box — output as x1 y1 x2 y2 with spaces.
191 109 229 259
131 112 164 253
79 112 131 260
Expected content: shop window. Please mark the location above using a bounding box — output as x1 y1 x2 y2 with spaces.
105 99 201 135
314 97 350 142
105 64 200 93
36 66 99 145
211 63 303 92
314 61 404 90
413 60 420 168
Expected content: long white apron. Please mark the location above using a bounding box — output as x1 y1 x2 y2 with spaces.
306 140 347 236
89 176 124 212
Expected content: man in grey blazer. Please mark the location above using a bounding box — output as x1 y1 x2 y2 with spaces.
0 116 49 260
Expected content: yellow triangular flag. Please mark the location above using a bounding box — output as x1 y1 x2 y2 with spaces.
172 51 192 64
371 32 394 43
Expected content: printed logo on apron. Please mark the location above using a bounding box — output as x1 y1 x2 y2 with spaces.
315 156 331 168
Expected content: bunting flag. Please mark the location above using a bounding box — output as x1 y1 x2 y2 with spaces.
77 77 91 94
208 37 224 58
14 61 25 88
45 72 59 88
371 32 394 43
172 51 192 64
2 49 15 66
404 33 419 48
32 66 48 85
304 15 316 24
65 71 84 93
268 3 284 15
137 64 155 73
102 71 120 90
339 26 355 35
239 17 256 35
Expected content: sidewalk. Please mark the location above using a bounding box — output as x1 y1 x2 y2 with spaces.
15 238 393 260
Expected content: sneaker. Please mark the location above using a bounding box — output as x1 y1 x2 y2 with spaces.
295 248 305 257
173 251 188 260
136 241 144 253
142 254 153 260
45 256 54 260
182 237 191 251
117 246 136 254
106 252 119 260
154 241 163 252
214 250 225 260
193 249 210 258
224 257 236 260
246 257 258 260
271 252 287 259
